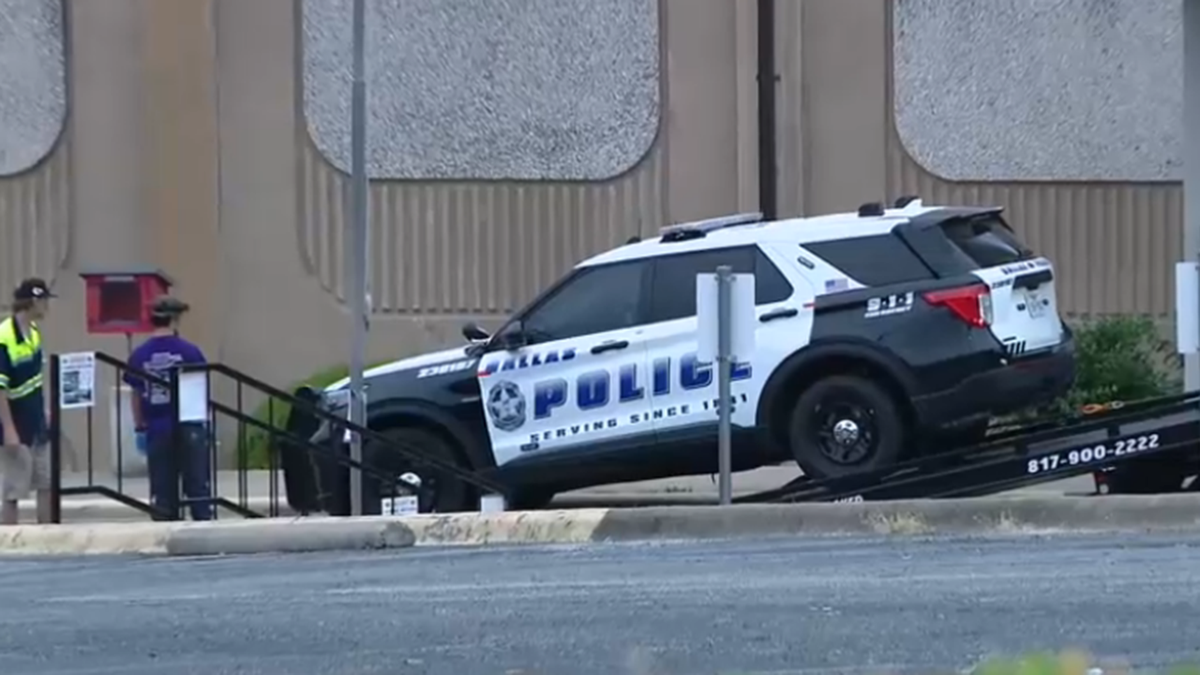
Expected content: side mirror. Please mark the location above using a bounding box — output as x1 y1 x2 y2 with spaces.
495 323 527 351
461 322 491 342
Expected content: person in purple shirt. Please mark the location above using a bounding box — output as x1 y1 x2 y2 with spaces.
123 296 213 520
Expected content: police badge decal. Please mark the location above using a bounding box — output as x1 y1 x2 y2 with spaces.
486 380 527 432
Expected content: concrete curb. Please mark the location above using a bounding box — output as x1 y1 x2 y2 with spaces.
164 517 416 556
4 494 1200 557
588 494 1200 541
0 516 417 557
0 521 175 556
403 508 612 546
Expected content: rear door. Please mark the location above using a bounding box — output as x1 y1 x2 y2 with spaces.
902 211 1065 356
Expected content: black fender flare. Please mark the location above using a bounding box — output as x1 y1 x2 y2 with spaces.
366 398 495 471
755 338 920 428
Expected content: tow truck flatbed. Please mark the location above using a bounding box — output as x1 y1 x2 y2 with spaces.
735 392 1200 504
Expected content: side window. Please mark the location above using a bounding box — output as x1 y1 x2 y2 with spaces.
647 246 796 324
802 234 934 286
520 261 647 343
754 248 794 304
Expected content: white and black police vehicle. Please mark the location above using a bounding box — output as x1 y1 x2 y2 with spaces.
312 197 1076 512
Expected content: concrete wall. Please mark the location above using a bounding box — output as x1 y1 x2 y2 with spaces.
0 0 1181 469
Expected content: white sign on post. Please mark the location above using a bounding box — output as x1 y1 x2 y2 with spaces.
696 272 757 363
58 351 97 410
1176 261 1200 355
177 371 210 422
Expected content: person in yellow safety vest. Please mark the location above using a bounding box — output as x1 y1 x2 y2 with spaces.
0 278 56 525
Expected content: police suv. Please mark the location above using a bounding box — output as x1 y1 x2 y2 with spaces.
315 197 1076 512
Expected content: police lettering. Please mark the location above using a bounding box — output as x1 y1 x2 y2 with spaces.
479 348 577 377
531 353 751 420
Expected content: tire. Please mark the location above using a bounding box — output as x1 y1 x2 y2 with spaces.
787 374 907 479
360 427 476 514
507 489 556 511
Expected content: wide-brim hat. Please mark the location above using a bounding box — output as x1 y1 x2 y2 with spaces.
149 295 190 318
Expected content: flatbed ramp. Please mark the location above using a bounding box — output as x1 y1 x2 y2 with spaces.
737 392 1200 504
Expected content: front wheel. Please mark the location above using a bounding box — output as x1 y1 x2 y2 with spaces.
361 427 476 514
787 375 907 479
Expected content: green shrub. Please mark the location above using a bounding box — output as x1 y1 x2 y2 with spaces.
969 649 1200 675
988 315 1178 430
1058 315 1180 412
240 359 393 470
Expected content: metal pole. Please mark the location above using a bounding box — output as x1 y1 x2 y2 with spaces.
1185 0 1200 391
716 265 734 506
48 354 62 524
347 0 369 516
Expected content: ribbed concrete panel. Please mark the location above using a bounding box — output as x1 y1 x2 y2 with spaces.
881 0 1180 321
298 140 665 315
885 134 1181 319
0 145 70 306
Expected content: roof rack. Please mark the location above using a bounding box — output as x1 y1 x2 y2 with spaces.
659 212 764 242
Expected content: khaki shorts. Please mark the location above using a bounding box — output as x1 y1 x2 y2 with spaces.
0 443 49 502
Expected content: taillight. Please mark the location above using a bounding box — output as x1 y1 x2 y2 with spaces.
922 283 992 328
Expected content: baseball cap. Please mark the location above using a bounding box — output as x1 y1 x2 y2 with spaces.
149 295 190 318
13 278 56 301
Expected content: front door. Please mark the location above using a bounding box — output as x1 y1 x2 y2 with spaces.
478 258 653 467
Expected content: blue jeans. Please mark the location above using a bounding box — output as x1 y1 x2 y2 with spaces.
147 423 213 520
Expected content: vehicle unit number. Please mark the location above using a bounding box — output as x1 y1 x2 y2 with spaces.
1025 434 1161 475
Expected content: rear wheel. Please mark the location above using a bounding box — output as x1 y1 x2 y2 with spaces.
787 375 907 479
361 427 476 514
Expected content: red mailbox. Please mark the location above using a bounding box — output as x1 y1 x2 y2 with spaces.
79 269 173 335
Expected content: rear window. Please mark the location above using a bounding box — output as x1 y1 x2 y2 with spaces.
939 215 1033 268
802 234 934 287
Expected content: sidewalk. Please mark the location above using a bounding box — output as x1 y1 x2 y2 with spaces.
21 466 1096 524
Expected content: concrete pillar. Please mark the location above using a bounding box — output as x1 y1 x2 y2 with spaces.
139 0 222 356
67 0 148 269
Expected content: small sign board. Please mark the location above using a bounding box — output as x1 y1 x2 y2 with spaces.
58 351 97 410
381 495 419 516
176 370 210 422
1177 261 1200 355
696 272 757 363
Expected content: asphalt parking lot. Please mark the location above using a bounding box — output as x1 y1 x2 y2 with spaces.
2 531 1197 675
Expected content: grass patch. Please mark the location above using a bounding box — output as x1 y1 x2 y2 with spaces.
722 651 1199 675
969 649 1199 675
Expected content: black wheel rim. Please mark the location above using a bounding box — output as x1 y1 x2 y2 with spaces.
386 467 440 513
810 395 878 466
384 442 445 513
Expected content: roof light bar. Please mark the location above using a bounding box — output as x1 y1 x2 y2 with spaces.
658 212 764 237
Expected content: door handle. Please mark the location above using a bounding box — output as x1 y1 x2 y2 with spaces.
759 307 798 323
590 340 629 355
